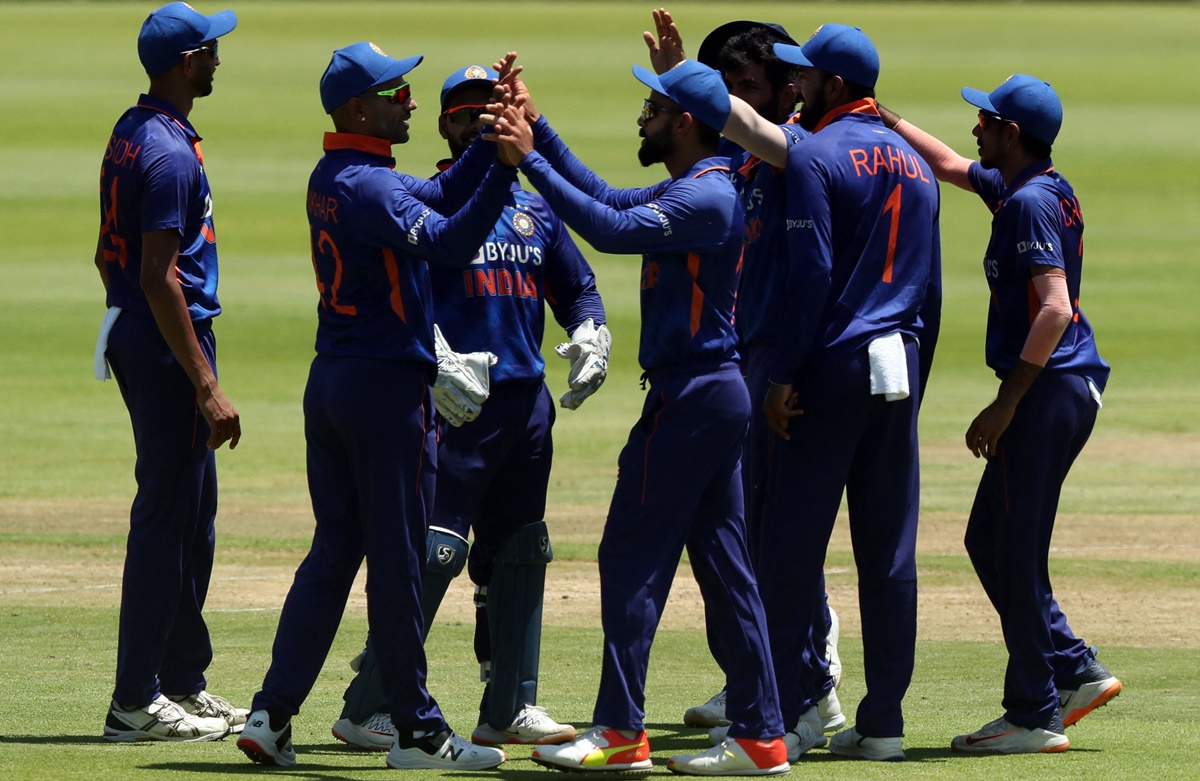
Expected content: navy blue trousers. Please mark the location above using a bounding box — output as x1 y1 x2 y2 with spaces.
251 356 445 735
594 362 783 739
759 341 921 738
964 370 1096 728
434 381 554 584
106 312 217 706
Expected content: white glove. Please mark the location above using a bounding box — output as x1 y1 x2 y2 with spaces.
432 324 497 427
554 318 611 410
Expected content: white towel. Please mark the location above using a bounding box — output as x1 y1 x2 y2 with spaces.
93 306 122 381
1087 378 1103 410
868 332 909 401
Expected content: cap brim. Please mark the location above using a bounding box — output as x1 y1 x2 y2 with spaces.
204 10 238 40
372 54 424 89
772 42 812 68
697 20 797 67
961 87 997 114
632 64 666 95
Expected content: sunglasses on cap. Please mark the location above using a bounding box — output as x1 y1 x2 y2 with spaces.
977 110 1014 129
641 98 679 123
444 104 489 127
374 82 412 105
180 40 218 57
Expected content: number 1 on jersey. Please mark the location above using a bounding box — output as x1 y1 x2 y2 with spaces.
881 183 902 283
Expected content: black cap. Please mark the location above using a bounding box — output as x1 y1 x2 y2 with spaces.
696 20 798 68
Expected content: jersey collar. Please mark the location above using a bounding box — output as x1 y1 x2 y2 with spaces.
811 97 880 134
323 132 396 166
135 93 199 139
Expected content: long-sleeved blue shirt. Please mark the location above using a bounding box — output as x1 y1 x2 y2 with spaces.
429 162 606 384
771 100 942 384
968 159 1109 390
305 132 515 364
519 122 742 372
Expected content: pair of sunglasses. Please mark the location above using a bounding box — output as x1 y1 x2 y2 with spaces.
374 82 412 105
443 104 489 126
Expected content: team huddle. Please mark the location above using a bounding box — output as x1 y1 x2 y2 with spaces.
93 1 1122 774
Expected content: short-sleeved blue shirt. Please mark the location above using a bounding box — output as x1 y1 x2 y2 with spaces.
771 101 942 383
968 160 1109 391
99 94 220 321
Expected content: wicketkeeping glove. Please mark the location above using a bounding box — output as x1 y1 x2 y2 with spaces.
432 324 497 427
555 318 611 410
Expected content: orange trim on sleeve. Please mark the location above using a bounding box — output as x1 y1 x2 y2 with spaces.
382 249 408 323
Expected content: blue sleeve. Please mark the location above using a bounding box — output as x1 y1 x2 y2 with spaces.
770 148 834 383
1012 187 1067 272
358 163 517 267
533 116 664 209
140 140 195 235
541 210 606 333
967 161 1005 211
915 214 942 402
403 133 497 213
519 151 733 256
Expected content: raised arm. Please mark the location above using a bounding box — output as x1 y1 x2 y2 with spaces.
877 104 974 192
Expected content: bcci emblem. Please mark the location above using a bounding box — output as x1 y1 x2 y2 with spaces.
369 42 387 56
436 544 456 565
463 65 490 81
513 211 535 237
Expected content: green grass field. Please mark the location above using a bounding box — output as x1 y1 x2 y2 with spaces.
2 2 1199 779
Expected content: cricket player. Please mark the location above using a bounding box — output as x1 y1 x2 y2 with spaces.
96 1 246 743
331 63 608 751
879 75 1120 755
667 18 847 741
236 42 520 771
652 15 942 761
486 59 788 776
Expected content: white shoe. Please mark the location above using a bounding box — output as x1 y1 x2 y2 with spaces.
237 709 297 766
1059 646 1122 727
471 704 576 745
387 729 506 770
685 689 730 728
332 712 393 751
668 737 789 776
532 725 652 772
784 706 826 761
828 726 904 761
817 687 846 732
104 694 230 742
826 607 842 689
172 690 249 734
951 716 1069 755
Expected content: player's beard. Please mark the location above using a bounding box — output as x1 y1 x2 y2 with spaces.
638 123 674 167
798 74 831 132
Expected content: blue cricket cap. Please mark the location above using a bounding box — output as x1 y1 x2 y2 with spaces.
320 42 423 114
633 63 729 134
696 20 797 68
440 65 499 111
962 74 1062 146
773 23 879 89
138 2 237 76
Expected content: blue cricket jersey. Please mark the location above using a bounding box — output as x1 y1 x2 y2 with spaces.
725 117 810 349
968 160 1109 391
519 124 742 372
428 165 606 384
771 100 942 384
99 93 220 321
305 132 516 365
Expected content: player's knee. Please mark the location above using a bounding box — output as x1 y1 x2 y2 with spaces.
494 520 552 566
426 525 469 579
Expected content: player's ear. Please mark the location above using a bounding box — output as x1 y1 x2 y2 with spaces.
779 82 798 115
438 113 450 140
677 110 696 138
